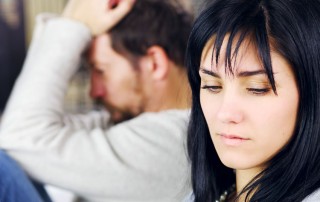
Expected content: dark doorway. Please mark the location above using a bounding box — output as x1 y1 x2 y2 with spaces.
0 0 26 112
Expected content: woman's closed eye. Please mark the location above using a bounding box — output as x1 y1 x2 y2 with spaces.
246 87 271 95
201 85 222 93
201 85 272 96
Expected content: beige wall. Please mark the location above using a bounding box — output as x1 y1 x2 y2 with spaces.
24 0 67 44
23 0 201 44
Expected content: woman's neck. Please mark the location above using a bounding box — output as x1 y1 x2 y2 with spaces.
235 167 263 201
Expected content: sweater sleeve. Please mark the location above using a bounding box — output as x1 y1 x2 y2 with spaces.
0 14 110 131
0 15 190 202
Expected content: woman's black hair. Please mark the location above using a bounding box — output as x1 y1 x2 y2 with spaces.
186 0 320 201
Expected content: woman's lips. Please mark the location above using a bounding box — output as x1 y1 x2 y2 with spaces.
219 133 250 146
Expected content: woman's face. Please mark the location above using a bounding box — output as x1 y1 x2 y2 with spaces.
199 37 299 172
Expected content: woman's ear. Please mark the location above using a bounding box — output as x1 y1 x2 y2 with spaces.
143 45 170 80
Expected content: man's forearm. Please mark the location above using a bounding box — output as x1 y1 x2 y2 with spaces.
0 16 91 142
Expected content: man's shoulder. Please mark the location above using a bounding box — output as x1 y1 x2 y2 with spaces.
129 109 190 128
136 109 190 121
108 109 190 138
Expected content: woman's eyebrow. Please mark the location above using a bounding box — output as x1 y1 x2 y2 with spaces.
200 68 270 78
199 68 220 78
237 70 267 77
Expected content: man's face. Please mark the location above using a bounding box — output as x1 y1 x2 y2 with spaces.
88 34 146 123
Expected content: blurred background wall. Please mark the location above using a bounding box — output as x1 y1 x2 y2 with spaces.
0 0 94 114
25 0 67 44
0 0 26 112
0 0 68 113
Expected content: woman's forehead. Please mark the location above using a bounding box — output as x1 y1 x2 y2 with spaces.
200 34 255 63
200 36 262 73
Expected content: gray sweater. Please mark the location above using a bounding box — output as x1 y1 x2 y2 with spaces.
0 15 191 202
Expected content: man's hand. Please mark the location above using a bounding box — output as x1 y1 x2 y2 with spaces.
62 0 135 35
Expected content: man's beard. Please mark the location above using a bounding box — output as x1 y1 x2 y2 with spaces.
93 99 135 124
109 110 135 124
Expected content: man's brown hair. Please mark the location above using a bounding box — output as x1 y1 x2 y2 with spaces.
109 0 193 68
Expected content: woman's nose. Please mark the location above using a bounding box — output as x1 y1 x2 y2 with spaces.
216 93 244 124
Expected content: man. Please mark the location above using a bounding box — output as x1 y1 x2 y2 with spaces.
0 0 193 201
0 150 49 202
87 0 191 123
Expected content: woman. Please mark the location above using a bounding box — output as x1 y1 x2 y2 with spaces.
186 0 320 201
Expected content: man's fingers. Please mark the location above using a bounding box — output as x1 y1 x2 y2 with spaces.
106 0 135 27
62 0 136 35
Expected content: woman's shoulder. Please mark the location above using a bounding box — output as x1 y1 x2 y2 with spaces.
185 189 320 202
303 188 320 202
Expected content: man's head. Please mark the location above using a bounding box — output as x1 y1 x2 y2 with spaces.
88 0 193 123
